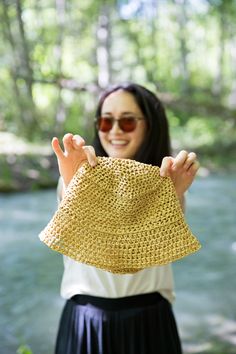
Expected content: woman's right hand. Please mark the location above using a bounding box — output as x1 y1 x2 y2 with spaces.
52 133 98 188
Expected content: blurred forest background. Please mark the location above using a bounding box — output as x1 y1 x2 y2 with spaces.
1 2 236 354
0 0 236 191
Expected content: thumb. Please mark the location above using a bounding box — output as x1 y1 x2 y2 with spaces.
160 156 174 177
82 146 98 167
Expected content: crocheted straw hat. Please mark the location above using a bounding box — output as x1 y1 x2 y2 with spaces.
39 157 201 274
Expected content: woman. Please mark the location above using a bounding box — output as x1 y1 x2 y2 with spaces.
52 83 199 354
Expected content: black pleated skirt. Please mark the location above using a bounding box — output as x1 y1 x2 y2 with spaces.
55 292 182 354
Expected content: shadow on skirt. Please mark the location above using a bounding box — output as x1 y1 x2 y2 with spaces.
55 292 182 354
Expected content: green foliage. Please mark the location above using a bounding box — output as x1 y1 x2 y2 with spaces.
16 345 33 354
0 0 235 166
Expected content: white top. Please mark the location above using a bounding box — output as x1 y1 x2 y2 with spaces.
56 178 175 304
60 257 175 304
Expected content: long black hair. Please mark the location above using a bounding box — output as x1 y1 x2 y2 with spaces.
93 83 171 167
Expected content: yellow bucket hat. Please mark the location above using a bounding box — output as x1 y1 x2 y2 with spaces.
39 157 201 274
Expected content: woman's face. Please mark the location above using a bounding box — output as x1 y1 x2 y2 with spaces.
98 90 148 159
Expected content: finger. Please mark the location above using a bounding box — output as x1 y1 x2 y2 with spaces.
72 135 86 150
51 137 64 159
62 133 74 153
172 150 188 170
184 152 197 170
187 160 200 176
83 145 98 167
160 156 174 177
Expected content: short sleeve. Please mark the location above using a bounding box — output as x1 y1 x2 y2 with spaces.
57 177 64 204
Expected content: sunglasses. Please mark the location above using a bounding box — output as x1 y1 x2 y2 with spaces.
96 116 144 133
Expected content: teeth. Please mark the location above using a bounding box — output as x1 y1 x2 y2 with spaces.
111 140 127 145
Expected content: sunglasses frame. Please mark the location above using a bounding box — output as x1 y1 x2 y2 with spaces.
95 116 145 133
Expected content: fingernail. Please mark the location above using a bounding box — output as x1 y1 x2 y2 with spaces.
91 158 98 167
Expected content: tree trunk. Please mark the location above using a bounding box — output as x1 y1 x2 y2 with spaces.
1 0 40 138
96 5 112 89
16 0 40 138
16 0 34 100
174 0 190 94
212 11 226 97
0 0 30 134
54 0 66 137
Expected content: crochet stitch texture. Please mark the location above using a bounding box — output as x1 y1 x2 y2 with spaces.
39 157 201 274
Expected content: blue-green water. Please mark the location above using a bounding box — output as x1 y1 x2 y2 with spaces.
0 175 236 354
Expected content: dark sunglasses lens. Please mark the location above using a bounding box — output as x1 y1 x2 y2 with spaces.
97 117 113 132
97 117 138 132
119 118 137 132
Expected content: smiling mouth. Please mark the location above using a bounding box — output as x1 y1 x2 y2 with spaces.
110 140 128 146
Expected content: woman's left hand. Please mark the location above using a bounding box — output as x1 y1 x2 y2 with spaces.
160 150 200 198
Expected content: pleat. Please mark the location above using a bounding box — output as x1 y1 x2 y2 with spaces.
55 293 182 354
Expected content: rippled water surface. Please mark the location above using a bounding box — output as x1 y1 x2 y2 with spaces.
0 174 235 354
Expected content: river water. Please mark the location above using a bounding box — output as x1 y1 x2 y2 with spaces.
0 174 236 354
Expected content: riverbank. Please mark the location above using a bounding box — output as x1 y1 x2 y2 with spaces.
0 132 58 192
0 132 235 192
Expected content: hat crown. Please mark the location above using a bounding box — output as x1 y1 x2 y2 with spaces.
79 157 162 198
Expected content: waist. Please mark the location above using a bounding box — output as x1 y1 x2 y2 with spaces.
71 292 167 311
